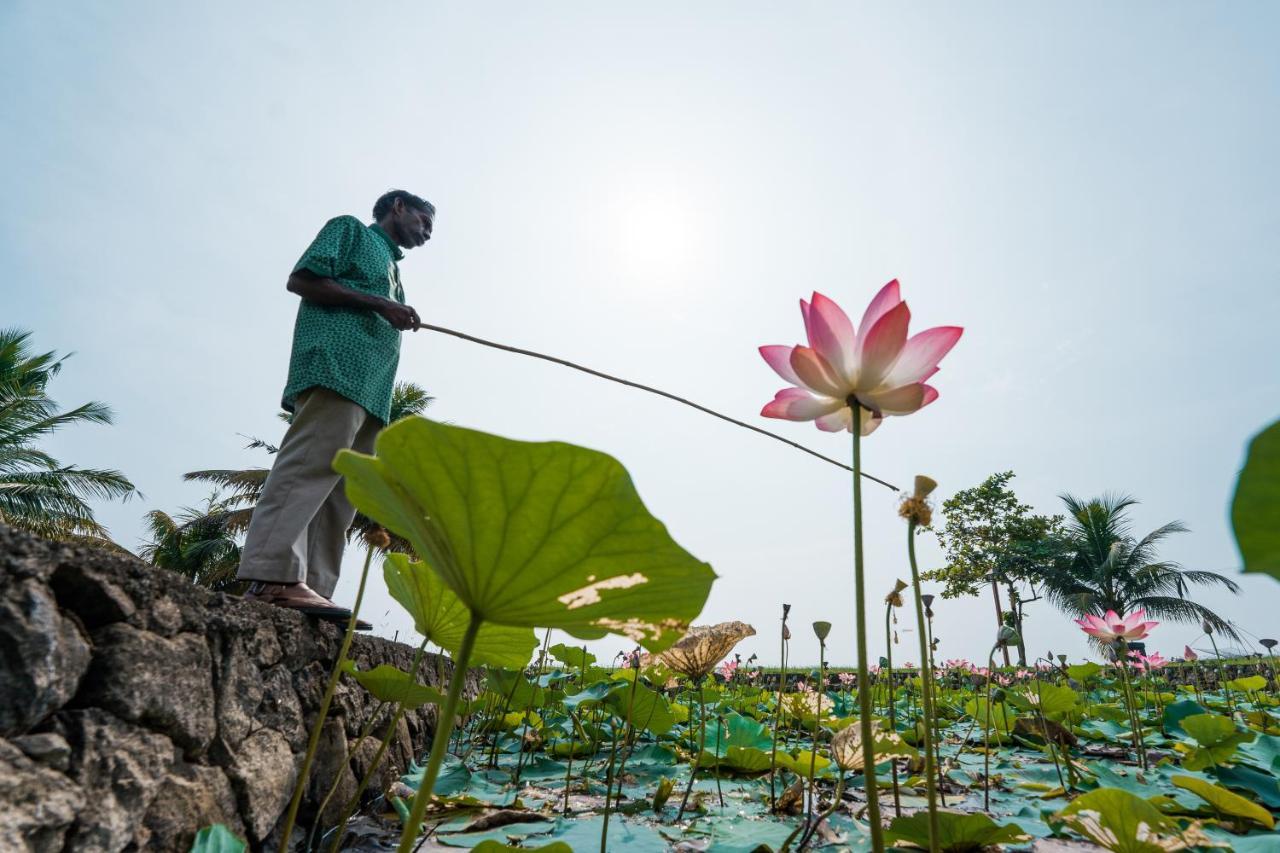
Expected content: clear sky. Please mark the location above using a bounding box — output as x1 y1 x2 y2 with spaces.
3 2 1278 667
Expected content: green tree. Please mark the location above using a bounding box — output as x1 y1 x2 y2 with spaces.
138 494 242 590
922 472 1067 665
0 328 137 548
179 381 432 555
1040 493 1242 644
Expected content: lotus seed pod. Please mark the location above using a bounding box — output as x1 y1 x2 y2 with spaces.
1262 638 1277 650
363 527 392 549
913 475 938 499
921 594 935 609
812 621 832 641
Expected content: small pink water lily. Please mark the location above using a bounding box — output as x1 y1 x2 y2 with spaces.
1075 609 1159 643
1184 645 1198 661
759 280 963 435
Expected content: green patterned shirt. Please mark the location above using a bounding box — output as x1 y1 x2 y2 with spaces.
282 216 405 424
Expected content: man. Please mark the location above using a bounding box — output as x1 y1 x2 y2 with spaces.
235 189 434 624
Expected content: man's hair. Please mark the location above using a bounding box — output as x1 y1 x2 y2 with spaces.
373 189 435 221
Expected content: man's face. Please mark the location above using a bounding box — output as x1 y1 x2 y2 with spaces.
390 199 433 249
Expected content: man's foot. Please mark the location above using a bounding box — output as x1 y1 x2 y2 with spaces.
242 581 372 629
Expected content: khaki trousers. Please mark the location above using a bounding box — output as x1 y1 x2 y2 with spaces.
236 387 380 598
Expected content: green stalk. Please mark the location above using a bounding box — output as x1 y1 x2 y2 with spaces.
278 545 376 852
769 606 790 811
676 680 708 821
599 720 622 852
1207 633 1235 718
1115 641 1145 770
906 522 940 853
983 650 995 812
884 603 901 817
807 641 827 826
850 405 884 851
397 611 482 853
326 638 433 853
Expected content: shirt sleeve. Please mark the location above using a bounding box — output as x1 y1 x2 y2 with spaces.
292 216 362 279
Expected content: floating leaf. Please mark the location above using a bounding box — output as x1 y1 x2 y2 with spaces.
885 811 1030 852
1181 713 1256 770
339 662 444 710
383 554 537 669
1213 763 1280 809
1067 662 1105 682
189 825 246 853
1055 788 1191 853
468 842 572 853
1232 418 1280 582
1163 699 1208 735
1226 675 1268 693
1171 775 1275 829
605 680 675 736
336 418 716 651
547 643 596 670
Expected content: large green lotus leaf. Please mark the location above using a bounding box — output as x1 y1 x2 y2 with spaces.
605 680 675 735
1055 789 1188 853
339 661 443 710
1227 675 1269 692
1213 763 1280 808
1171 775 1275 828
1066 662 1105 682
547 643 596 670
335 418 716 651
1232 418 1280 582
188 825 246 853
382 554 537 669
468 842 571 853
885 811 1030 852
1181 713 1256 770
1163 699 1208 734
1008 683 1080 718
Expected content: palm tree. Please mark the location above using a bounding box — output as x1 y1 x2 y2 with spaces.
0 328 137 548
1039 493 1242 644
138 494 242 590
179 381 432 555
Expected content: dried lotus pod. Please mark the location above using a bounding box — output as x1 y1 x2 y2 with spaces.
830 721 915 771
658 621 757 680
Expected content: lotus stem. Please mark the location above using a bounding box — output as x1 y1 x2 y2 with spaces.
396 611 482 853
677 679 708 821
1115 641 1145 770
278 544 376 852
1207 632 1235 718
983 649 995 812
770 605 790 811
883 603 901 817
807 639 827 826
600 718 623 852
906 521 940 853
849 405 884 851
324 638 433 852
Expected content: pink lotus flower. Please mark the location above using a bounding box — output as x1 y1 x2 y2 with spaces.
1074 609 1159 643
717 658 739 681
837 671 857 688
759 281 963 435
1184 645 1198 662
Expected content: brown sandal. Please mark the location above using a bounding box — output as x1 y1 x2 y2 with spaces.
243 581 372 630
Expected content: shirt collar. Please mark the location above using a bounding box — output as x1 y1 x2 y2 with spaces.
369 223 405 261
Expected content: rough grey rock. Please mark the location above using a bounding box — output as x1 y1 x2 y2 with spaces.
225 727 298 844
11 732 72 772
75 622 217 755
58 709 177 852
141 762 245 851
305 718 358 829
0 523 476 850
0 579 92 736
0 738 83 852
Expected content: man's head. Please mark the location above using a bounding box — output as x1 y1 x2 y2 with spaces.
373 189 435 249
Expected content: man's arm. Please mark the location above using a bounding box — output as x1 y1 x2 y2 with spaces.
287 270 420 330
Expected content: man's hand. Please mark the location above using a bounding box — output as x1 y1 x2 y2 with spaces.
377 299 421 331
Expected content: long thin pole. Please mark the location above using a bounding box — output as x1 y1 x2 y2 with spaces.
418 323 899 491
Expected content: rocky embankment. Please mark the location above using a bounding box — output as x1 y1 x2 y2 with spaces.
0 524 464 851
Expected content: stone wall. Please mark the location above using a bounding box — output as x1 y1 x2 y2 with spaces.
0 524 467 852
